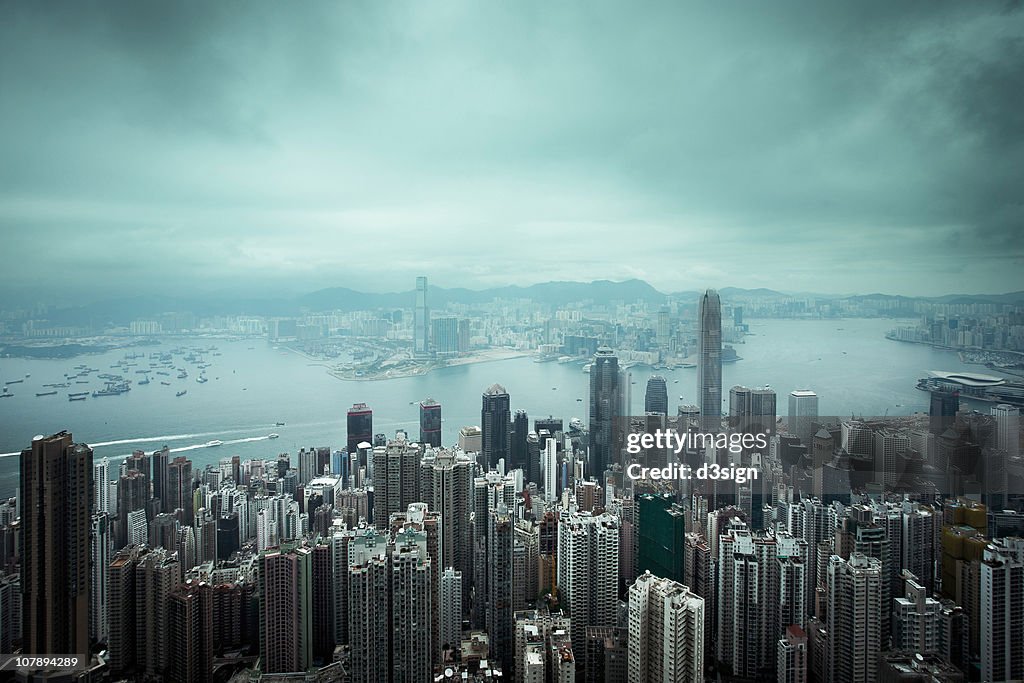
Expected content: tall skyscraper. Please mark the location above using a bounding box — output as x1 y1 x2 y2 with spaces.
788 390 819 446
992 403 1021 457
511 409 529 475
543 437 558 502
372 437 423 529
929 389 959 435
421 449 474 606
627 572 704 683
487 506 514 674
730 385 777 438
90 513 111 645
979 541 1024 683
636 493 686 583
166 455 194 522
589 347 621 483
259 542 312 674
481 383 511 470
347 402 373 455
348 532 389 681
697 290 722 433
644 375 668 415
415 275 430 356
391 528 433 682
826 553 882 683
557 512 620 656
419 398 442 448
168 580 214 683
20 431 92 656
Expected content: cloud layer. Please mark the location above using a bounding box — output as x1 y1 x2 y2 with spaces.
1 1 1022 303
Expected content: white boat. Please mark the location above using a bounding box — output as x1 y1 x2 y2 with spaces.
205 440 223 447
268 433 279 439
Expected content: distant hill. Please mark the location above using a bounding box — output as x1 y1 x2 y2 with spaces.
32 281 1024 325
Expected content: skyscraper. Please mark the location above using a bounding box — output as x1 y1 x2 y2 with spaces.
557 511 620 656
826 553 882 683
166 455 194 522
992 403 1020 457
20 431 92 656
979 541 1024 683
419 398 442 448
391 528 433 682
636 493 686 583
511 409 529 475
487 506 514 674
481 383 511 470
259 542 313 674
589 347 621 483
415 275 430 356
788 390 819 446
372 437 423 529
347 402 373 455
929 389 959 435
697 290 722 433
644 375 668 415
627 572 704 683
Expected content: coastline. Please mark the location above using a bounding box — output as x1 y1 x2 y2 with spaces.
326 347 532 381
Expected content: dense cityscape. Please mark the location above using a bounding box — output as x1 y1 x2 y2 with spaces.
2 279 1023 682
3 2 1023 682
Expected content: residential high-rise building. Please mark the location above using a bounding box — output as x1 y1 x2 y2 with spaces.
777 625 808 683
419 398 442 448
19 431 92 656
117 469 148 548
482 384 511 470
136 546 181 678
347 402 373 456
717 524 807 679
391 528 433 682
168 580 214 683
487 506 515 674
697 290 722 433
421 449 474 607
644 375 668 415
589 347 621 483
372 436 422 528
415 275 430 356
348 531 389 681
557 512 620 656
826 553 882 683
259 542 312 674
892 572 941 654
167 455 194 522
627 572 704 683
90 513 111 645
440 567 463 653
94 457 111 515
979 541 1024 683
788 390 819 446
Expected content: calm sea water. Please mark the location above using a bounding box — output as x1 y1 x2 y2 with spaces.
0 318 980 498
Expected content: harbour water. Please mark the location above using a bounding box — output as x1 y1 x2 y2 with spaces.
0 318 982 498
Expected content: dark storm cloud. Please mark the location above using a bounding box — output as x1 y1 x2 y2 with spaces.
0 0 1021 302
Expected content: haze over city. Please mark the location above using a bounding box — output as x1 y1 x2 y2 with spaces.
2 1 1023 305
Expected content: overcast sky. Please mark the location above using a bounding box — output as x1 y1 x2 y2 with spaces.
1 1 1022 304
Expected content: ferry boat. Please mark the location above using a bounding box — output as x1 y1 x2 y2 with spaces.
205 440 223 447
268 433 280 439
176 390 188 397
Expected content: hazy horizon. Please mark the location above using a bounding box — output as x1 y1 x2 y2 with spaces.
2 1 1022 303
